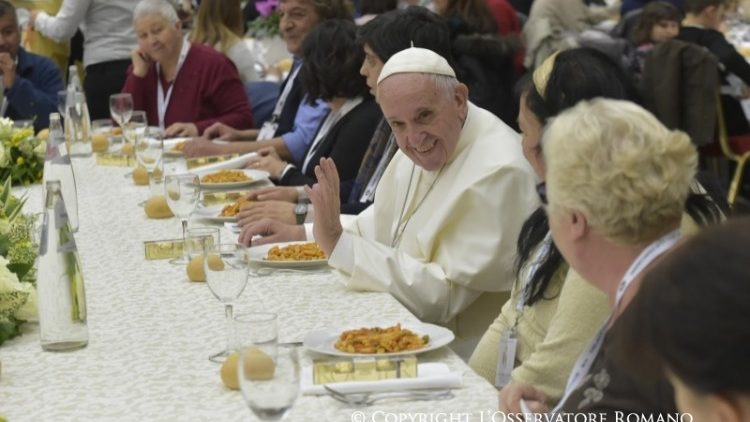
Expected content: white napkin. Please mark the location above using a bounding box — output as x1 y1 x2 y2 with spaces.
189 151 259 174
301 362 462 396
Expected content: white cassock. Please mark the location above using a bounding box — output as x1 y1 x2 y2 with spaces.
327 103 539 358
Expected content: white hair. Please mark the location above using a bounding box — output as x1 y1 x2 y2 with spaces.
133 0 179 25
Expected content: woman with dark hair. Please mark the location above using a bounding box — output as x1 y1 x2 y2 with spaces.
466 48 723 410
611 217 750 422
632 1 682 45
245 19 381 187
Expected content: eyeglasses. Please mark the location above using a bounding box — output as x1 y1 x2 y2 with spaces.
536 182 547 205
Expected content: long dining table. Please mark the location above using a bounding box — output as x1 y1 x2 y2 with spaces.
0 155 499 421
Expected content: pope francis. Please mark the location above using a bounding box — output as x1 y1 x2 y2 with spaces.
240 47 538 358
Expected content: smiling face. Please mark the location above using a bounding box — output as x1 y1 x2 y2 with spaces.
518 94 545 180
360 44 384 95
377 73 468 171
134 14 183 63
279 0 320 56
0 12 20 59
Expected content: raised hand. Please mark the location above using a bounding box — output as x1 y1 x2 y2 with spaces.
305 158 342 256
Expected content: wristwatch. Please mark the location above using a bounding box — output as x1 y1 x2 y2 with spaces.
294 203 308 225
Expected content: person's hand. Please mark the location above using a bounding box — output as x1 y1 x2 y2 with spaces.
0 53 17 89
181 138 230 158
29 10 41 28
246 151 287 179
305 158 342 255
130 48 152 78
203 122 240 141
165 122 198 138
237 201 296 226
238 218 306 246
247 186 299 203
498 381 549 413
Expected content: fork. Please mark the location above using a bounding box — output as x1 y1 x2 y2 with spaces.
324 385 454 406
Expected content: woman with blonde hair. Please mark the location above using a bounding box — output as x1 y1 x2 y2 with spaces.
189 0 259 82
509 98 702 415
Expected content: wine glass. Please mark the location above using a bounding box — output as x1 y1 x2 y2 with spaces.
109 93 133 131
203 243 250 362
238 342 300 421
123 111 147 177
135 129 163 172
164 174 200 265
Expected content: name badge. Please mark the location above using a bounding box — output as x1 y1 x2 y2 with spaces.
495 329 518 388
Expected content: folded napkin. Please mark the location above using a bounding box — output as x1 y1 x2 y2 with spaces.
301 362 462 396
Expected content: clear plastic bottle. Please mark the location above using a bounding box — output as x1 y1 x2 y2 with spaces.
43 113 79 232
37 180 88 351
65 92 92 157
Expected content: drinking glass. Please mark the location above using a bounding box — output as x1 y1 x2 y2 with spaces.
186 226 220 260
148 158 165 198
124 111 147 148
238 338 299 421
164 174 200 265
66 93 92 157
135 130 163 172
204 244 250 362
109 93 133 131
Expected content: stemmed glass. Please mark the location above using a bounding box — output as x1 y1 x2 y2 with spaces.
109 93 133 133
135 128 164 174
164 173 200 265
203 243 250 362
124 111 147 177
238 333 300 421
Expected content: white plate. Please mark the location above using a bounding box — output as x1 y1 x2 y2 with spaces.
194 204 236 223
194 168 269 189
248 241 328 268
303 322 455 357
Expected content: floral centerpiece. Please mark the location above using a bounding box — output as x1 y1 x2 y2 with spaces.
246 0 281 38
0 117 46 186
0 177 38 346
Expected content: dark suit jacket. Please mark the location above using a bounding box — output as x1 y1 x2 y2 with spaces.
279 97 382 187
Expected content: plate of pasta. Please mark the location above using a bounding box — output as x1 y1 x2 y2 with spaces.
303 322 455 357
248 241 328 268
193 168 269 189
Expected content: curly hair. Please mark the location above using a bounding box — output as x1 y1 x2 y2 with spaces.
299 19 368 102
544 98 697 244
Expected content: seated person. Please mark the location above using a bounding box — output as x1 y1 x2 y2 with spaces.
240 48 539 359
0 1 63 132
122 0 253 137
189 0 259 82
181 0 354 162
611 217 750 422
630 1 682 77
678 0 750 135
472 49 721 410
506 98 699 415
236 7 453 225
245 19 381 188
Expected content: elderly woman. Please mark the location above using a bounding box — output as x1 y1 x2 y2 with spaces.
244 19 381 187
610 217 750 422
471 48 721 411
511 98 700 415
122 0 253 137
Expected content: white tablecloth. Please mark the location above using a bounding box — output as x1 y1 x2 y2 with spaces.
0 157 499 421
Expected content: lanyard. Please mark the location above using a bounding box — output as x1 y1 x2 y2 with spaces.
551 229 682 414
360 136 396 203
156 38 190 129
271 64 302 122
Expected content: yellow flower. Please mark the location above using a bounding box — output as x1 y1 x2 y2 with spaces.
16 156 24 165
